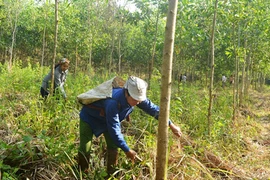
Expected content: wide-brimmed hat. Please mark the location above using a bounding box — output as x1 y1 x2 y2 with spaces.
124 76 148 101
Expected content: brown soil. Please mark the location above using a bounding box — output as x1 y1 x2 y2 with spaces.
239 90 270 180
169 89 270 180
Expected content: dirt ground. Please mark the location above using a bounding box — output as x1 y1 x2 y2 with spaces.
173 89 270 180
240 90 270 180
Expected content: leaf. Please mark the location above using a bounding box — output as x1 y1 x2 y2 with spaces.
23 135 33 142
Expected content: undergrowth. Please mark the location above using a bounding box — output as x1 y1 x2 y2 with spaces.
0 63 269 179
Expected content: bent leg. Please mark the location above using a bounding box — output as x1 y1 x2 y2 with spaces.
78 119 93 172
103 132 118 176
40 87 49 99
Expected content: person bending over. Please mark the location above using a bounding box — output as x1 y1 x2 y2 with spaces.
78 76 182 177
40 58 70 100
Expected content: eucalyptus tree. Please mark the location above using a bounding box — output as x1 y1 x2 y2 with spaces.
0 0 3 25
121 19 151 73
89 0 133 75
101 0 117 74
72 0 121 73
130 0 167 80
214 0 270 120
207 0 218 135
58 0 84 74
221 0 270 113
235 1 254 106
14 0 49 65
0 0 57 67
0 0 8 63
175 0 214 86
68 0 105 73
50 0 59 95
40 0 51 67
2 0 24 71
113 6 141 74
244 0 270 91
105 0 128 74
156 1 178 179
140 0 163 89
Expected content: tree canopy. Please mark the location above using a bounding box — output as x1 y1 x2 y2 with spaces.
0 0 269 81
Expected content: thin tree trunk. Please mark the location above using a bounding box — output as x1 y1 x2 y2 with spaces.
239 38 247 106
41 26 46 67
207 0 218 135
254 72 257 90
41 0 48 67
259 72 264 91
88 44 92 71
87 1 92 71
245 51 251 95
156 0 178 179
118 35 121 74
3 48 6 64
148 0 160 89
235 22 241 110
75 45 78 76
117 15 124 74
8 11 18 72
109 35 115 74
50 0 58 95
232 22 236 121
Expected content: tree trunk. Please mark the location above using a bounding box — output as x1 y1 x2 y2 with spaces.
259 72 264 91
148 0 161 90
207 0 218 135
41 0 48 67
244 51 251 96
75 45 78 76
118 35 121 74
109 35 115 74
156 0 178 179
41 25 46 67
231 22 237 121
50 0 58 95
235 22 241 111
88 44 92 72
239 38 247 106
117 15 124 74
8 11 18 72
87 1 92 72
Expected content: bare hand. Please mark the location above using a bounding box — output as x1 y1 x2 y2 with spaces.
169 123 182 137
125 149 137 162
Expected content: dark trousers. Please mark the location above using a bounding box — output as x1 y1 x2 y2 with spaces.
78 120 118 174
40 87 49 99
40 87 60 100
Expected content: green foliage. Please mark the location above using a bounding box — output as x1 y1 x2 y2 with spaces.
0 64 269 179
0 0 269 82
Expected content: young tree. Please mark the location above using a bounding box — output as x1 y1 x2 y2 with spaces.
207 0 218 135
5 0 22 72
148 0 161 89
156 0 178 179
41 0 49 67
50 0 58 95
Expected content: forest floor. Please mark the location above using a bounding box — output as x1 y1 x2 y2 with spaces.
239 89 270 179
170 89 270 180
1 86 269 180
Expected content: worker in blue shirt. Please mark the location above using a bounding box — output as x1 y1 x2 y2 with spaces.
40 58 70 100
78 76 182 176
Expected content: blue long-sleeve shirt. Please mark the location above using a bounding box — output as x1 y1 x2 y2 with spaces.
80 88 169 152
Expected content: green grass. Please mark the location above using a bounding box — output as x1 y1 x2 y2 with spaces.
0 63 269 179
